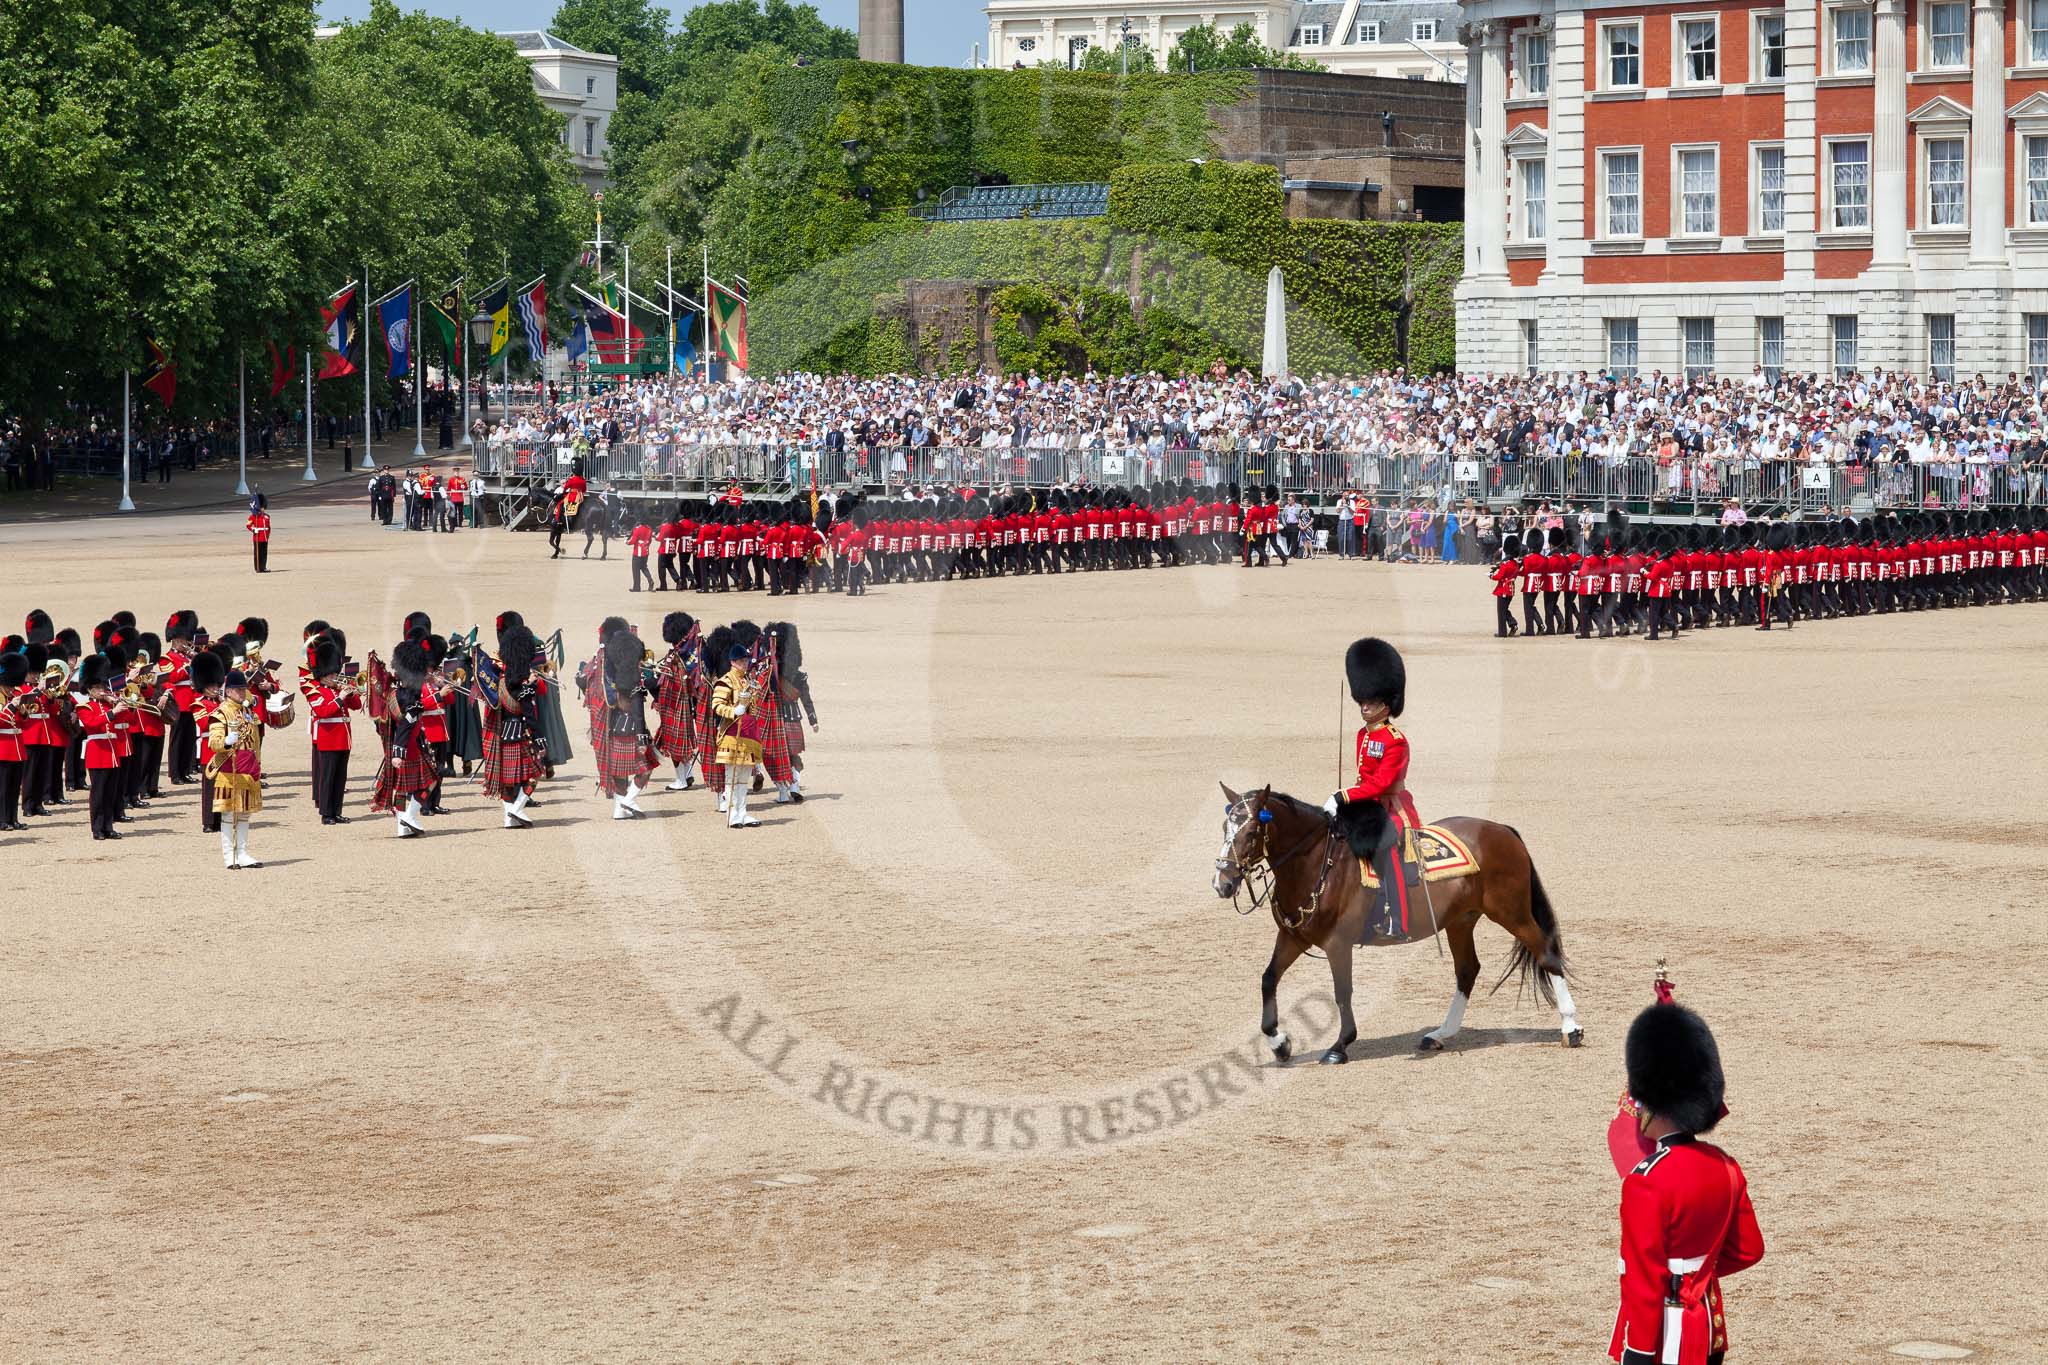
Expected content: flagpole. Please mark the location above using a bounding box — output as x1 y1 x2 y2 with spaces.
460 273 471 449
120 369 134 512
361 263 378 472
413 284 426 457
702 242 711 382
303 350 316 482
624 244 633 376
236 350 249 497
667 245 676 378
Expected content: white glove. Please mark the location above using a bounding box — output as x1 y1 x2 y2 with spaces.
223 727 242 746
733 706 747 717
1321 795 1340 818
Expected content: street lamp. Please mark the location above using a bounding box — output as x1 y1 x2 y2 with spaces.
469 308 493 422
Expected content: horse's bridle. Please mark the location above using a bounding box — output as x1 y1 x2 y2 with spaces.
1218 796 1343 931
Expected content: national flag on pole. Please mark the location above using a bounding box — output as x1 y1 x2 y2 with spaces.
266 340 296 399
515 276 548 359
141 336 176 408
672 309 699 371
709 279 747 370
427 281 462 367
378 283 413 379
566 315 589 366
584 300 644 365
480 278 511 359
320 283 360 380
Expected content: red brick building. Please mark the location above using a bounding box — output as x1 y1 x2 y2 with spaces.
1455 0 2048 380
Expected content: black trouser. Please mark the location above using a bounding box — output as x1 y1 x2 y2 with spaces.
200 771 218 832
429 741 449 809
312 748 349 820
631 555 653 590
1521 591 1541 635
138 733 163 798
848 562 867 596
1494 596 1516 637
0 758 21 827
66 733 85 789
658 553 680 590
88 767 119 836
1368 817 1405 938
253 540 269 572
169 711 197 783
22 747 51 815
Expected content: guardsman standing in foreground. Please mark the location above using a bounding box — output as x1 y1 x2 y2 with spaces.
1610 1000 1765 1365
1323 637 1423 940
247 495 272 572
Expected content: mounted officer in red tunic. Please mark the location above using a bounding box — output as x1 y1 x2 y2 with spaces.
1323 637 1421 939
1611 1001 1765 1365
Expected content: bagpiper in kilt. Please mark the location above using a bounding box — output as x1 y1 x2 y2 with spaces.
370 637 435 837
654 612 701 791
479 617 542 828
597 625 657 818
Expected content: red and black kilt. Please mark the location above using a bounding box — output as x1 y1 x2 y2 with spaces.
480 727 540 796
761 703 794 784
694 688 724 791
783 713 806 759
595 727 656 794
655 675 695 761
370 736 436 812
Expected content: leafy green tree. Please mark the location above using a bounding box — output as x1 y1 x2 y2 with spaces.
1078 39 1157 74
1167 22 1325 73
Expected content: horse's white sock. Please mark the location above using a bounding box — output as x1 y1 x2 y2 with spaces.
1427 989 1469 1043
1550 974 1580 1036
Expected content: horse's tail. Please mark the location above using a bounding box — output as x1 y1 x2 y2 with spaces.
1492 828 1570 1007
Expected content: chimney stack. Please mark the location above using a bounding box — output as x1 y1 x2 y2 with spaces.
859 0 905 63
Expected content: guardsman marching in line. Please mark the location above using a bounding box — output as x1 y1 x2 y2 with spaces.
1610 999 1765 1365
0 652 28 830
302 634 360 825
247 495 272 572
74 654 130 841
161 610 201 783
653 612 701 792
1491 534 1522 637
1323 637 1422 941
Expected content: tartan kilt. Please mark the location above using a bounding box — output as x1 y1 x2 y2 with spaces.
760 704 794 783
693 689 720 770
480 728 540 795
655 677 696 760
783 715 805 759
370 736 436 812
596 727 656 792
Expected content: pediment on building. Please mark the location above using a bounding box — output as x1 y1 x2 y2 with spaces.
1905 95 1972 125
1503 123 1551 148
2008 92 2048 121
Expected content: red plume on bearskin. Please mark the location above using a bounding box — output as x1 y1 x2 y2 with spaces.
164 610 199 642
25 609 54 645
403 611 432 642
237 617 269 646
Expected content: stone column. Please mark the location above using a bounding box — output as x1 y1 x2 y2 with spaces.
1545 14 1585 284
1970 0 2008 265
1871 0 1909 268
1463 24 1484 275
1475 22 1510 278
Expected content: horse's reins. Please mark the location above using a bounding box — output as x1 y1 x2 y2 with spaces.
1221 799 1344 944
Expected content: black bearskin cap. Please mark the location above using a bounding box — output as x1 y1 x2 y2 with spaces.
102 643 129 676
165 610 198 642
425 634 449 668
303 618 331 641
1500 534 1522 558
190 650 226 692
1344 637 1405 715
93 620 116 651
137 631 161 663
597 615 631 648
1546 526 1567 550
1625 1003 1726 1136
312 637 345 680
495 611 525 644
23 643 49 671
730 620 762 655
25 609 53 644
403 611 432 642
112 611 136 630
79 655 111 689
237 617 269 646
55 627 81 659
703 625 735 671
662 612 696 645
0 654 26 689
212 632 245 664
770 621 802 671
499 626 538 685
604 628 642 687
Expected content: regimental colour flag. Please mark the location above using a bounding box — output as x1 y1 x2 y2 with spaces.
141 336 176 408
515 277 547 360
378 284 412 379
427 282 462 367
709 279 747 370
320 283 360 380
480 279 511 359
266 339 296 399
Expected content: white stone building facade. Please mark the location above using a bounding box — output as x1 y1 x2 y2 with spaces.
498 31 618 192
984 0 1467 81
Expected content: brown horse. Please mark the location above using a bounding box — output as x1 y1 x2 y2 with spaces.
1212 784 1583 1065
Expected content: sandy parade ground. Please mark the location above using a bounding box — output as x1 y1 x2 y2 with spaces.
4 487 2045 1363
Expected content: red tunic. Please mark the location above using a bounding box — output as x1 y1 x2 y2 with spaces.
1341 723 1419 831
304 680 358 752
1490 557 1520 599
1610 1135 1764 1365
